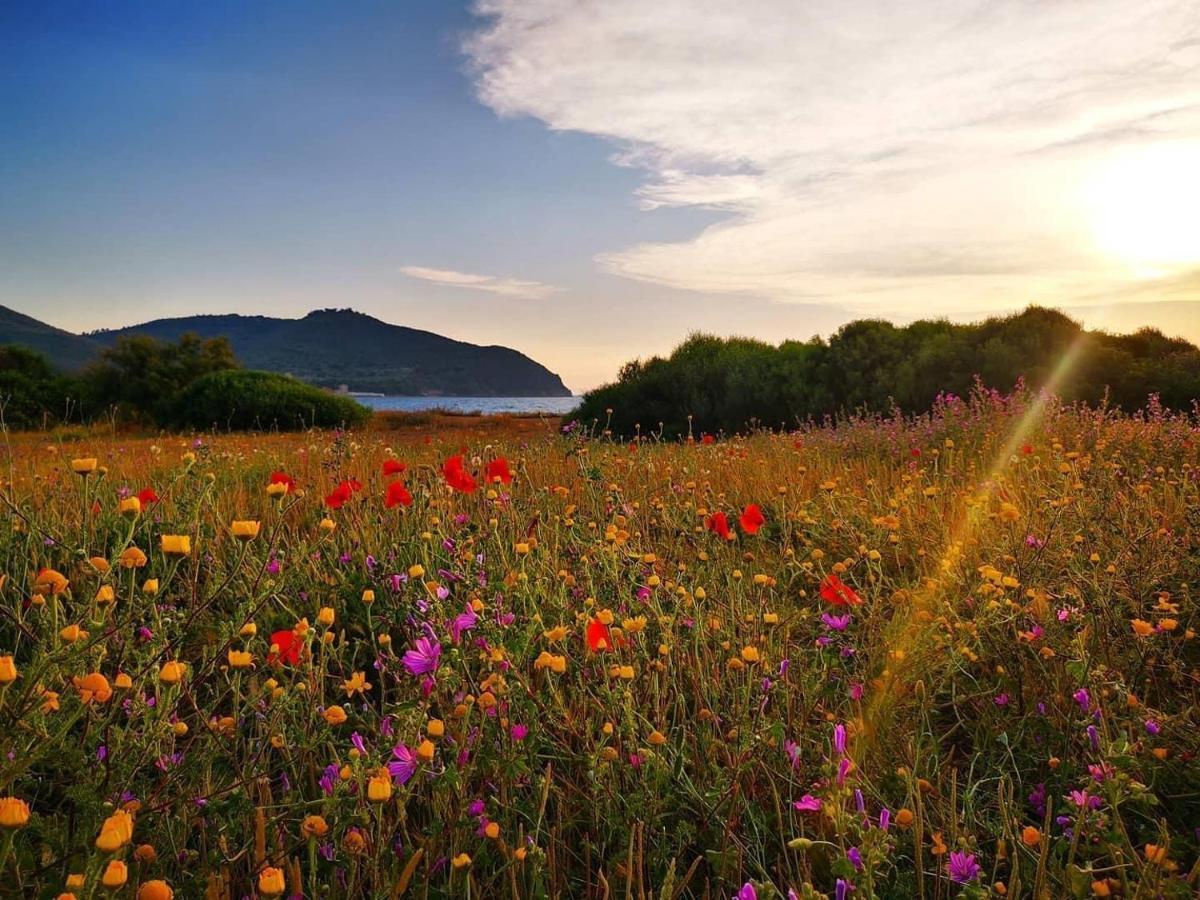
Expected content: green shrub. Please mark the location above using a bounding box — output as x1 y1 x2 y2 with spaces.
172 369 370 431
574 306 1200 437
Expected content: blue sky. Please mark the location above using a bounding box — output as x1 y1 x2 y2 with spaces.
3 1 1199 390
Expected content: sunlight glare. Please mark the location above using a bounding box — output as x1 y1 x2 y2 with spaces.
1086 141 1200 271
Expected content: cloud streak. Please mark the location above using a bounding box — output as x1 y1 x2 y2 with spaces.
400 265 560 300
466 0 1200 312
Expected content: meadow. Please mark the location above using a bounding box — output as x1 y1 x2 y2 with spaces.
0 390 1196 899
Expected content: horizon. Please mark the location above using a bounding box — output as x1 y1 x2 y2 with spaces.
4 1 1200 392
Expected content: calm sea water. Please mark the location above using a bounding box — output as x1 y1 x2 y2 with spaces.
357 395 582 416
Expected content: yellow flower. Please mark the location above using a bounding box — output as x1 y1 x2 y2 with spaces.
484 821 500 839
647 730 667 746
317 607 335 627
95 809 134 852
543 625 569 642
231 520 260 541
343 671 371 696
740 646 760 663
0 656 17 685
114 673 133 690
94 585 115 606
1131 619 1154 637
427 718 445 737
71 458 98 475
452 853 472 869
137 880 173 900
73 672 112 704
160 535 191 557
319 517 336 533
119 547 147 569
408 564 425 579
367 771 393 802
323 705 348 726
158 661 186 684
227 650 252 669
416 739 435 762
34 568 69 595
998 502 1020 522
89 556 110 574
0 797 30 828
258 866 286 896
142 579 159 595
361 589 375 605
118 497 141 516
300 815 329 838
101 860 128 888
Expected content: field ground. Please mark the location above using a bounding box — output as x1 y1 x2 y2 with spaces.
0 389 1196 898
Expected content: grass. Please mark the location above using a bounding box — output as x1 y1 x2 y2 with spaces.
0 386 1195 898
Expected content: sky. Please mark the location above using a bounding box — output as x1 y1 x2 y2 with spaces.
2 1 1199 392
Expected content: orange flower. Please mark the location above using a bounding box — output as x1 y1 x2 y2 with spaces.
73 672 113 704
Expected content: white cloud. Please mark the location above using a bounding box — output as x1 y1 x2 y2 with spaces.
400 265 561 300
465 0 1200 312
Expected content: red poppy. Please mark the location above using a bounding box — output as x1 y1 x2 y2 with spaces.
137 488 160 505
442 455 477 494
325 479 363 510
1021 444 1034 455
739 504 765 535
485 457 513 484
382 459 407 477
819 574 862 607
267 629 301 666
269 471 296 493
706 511 733 541
385 480 413 508
701 434 715 445
586 618 614 653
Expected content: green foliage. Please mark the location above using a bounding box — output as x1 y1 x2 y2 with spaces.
85 332 240 423
0 345 85 429
575 306 1200 436
171 369 370 430
0 337 370 432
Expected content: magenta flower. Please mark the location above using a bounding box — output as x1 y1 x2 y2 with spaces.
793 794 821 813
947 850 981 883
388 743 416 785
402 636 441 676
449 606 478 644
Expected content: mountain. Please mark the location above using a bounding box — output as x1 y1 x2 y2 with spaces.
0 306 571 396
0 306 103 372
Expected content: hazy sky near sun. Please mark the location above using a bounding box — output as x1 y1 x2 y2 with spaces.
3 1 1200 392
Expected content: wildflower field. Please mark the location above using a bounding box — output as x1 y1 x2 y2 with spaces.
0 391 1197 899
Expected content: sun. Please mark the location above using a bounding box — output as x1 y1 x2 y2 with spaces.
1085 141 1200 273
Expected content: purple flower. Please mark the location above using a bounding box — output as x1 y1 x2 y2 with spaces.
947 851 981 883
734 884 756 900
388 743 417 785
1073 688 1090 712
350 732 367 754
879 808 890 831
833 723 846 755
847 847 863 870
1145 719 1160 736
511 723 528 742
402 636 441 676
821 613 851 631
320 764 339 795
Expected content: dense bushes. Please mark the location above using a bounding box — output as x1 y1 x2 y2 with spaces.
0 334 368 431
172 369 370 430
576 306 1200 436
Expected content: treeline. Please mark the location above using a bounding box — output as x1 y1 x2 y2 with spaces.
0 334 369 431
575 307 1200 437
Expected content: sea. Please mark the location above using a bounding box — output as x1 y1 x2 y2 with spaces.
355 395 582 416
